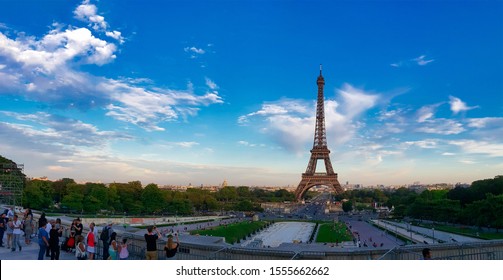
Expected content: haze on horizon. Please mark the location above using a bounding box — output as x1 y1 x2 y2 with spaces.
0 1 502 187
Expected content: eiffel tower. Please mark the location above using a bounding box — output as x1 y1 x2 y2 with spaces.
295 66 343 201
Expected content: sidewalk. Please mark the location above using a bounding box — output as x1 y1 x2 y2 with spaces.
0 241 77 260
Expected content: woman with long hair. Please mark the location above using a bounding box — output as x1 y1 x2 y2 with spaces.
108 232 118 260
86 222 97 260
118 238 129 260
164 233 180 260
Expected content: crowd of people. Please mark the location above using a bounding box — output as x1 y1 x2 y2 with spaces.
0 207 34 252
1 206 179 260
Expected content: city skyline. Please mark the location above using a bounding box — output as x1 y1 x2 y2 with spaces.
0 0 502 187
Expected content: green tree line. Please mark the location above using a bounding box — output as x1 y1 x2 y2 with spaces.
21 178 295 215
335 176 503 231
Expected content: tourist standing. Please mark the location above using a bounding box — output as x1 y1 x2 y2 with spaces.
144 225 161 260
118 238 129 260
101 222 114 260
0 213 5 247
108 232 118 260
74 218 83 238
49 220 62 260
5 217 13 249
37 220 49 260
75 235 87 260
11 214 23 252
67 219 77 252
6 207 14 220
38 212 47 228
86 222 97 260
45 219 52 257
23 213 34 245
164 233 180 260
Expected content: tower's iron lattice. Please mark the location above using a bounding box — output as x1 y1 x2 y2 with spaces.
295 66 343 201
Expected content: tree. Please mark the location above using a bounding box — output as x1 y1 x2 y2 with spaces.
342 201 353 212
61 184 85 212
216 186 238 202
22 179 53 209
141 183 165 214
83 183 108 213
52 178 75 203
237 186 251 198
115 181 144 214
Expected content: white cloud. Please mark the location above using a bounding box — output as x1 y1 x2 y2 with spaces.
0 27 117 74
101 79 222 131
237 140 262 147
0 111 132 148
0 4 223 131
238 84 380 154
416 119 465 135
184 46 205 59
449 140 503 157
416 104 441 123
174 142 199 148
413 55 434 66
74 0 124 43
466 117 503 128
205 77 218 90
105 31 124 44
405 140 437 149
391 54 434 68
449 96 479 114
74 0 107 31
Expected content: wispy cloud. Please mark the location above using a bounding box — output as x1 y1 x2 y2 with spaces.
449 95 479 114
0 111 132 149
405 140 437 149
237 140 265 148
173 142 199 148
449 140 503 158
184 46 205 58
391 54 434 68
205 77 218 90
413 55 434 66
416 103 442 123
0 2 223 131
238 84 380 154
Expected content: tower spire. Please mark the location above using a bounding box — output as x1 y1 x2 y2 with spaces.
320 64 322 76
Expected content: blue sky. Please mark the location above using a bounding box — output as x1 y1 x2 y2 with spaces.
0 0 502 187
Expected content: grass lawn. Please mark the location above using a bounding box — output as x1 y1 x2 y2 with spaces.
316 222 353 243
418 223 503 240
190 221 268 244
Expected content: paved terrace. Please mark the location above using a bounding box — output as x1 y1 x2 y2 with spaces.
1 212 500 260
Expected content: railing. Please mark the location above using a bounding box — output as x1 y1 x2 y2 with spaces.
377 241 503 260
84 230 503 260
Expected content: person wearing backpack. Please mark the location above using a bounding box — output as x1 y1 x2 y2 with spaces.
100 222 114 260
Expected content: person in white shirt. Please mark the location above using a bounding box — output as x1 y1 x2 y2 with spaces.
6 207 14 220
11 215 23 252
44 219 53 257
